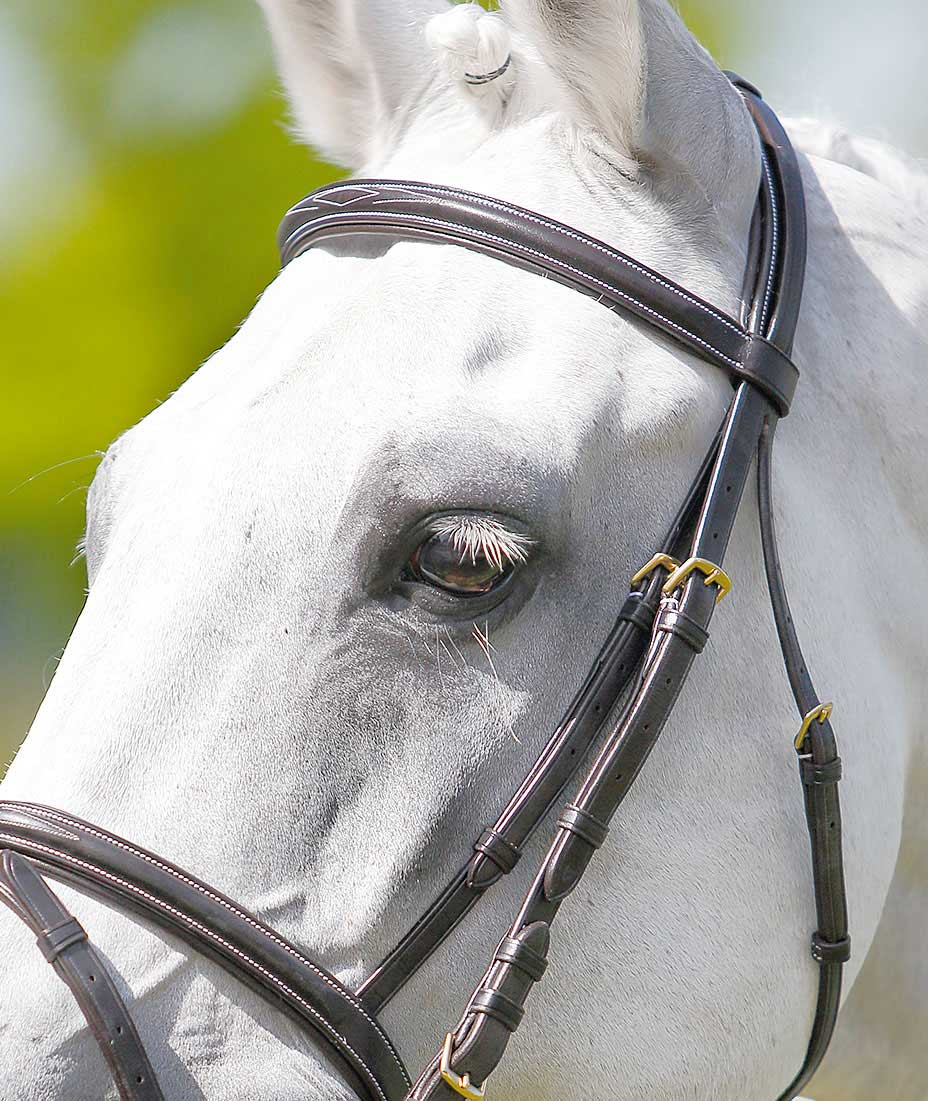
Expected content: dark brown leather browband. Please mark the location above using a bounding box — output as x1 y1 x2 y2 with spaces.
0 77 848 1101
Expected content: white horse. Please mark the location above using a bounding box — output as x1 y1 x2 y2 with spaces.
1 1 926 1098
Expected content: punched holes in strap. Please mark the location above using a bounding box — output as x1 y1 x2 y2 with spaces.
800 757 843 786
473 829 521 876
557 805 609 850
37 916 88 963
494 935 548 983
811 932 851 965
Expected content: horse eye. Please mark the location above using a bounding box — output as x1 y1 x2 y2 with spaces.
406 529 515 596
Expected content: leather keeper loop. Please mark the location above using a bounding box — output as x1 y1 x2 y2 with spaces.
656 608 710 653
800 757 843 786
737 335 799 416
470 988 524 1033
473 829 521 875
557 805 609 850
494 935 548 982
37 917 87 963
618 592 656 634
811 932 851 964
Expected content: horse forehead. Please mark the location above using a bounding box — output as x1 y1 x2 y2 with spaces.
131 108 733 481
131 252 631 496
120 153 728 542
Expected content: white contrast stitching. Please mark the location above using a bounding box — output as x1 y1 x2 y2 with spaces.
758 151 780 334
2 813 81 843
288 181 744 340
0 831 398 1101
285 209 741 372
10 805 407 1084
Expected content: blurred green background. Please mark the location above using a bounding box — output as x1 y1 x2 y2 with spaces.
0 0 924 771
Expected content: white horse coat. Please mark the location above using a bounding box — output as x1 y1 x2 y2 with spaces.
1 2 926 1098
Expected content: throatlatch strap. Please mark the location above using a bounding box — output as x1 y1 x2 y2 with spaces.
740 81 850 1099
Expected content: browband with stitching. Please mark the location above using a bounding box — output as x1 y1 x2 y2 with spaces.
277 179 799 417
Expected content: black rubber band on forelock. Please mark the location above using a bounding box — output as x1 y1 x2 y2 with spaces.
464 55 511 85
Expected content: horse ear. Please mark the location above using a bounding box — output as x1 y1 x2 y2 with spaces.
501 0 758 230
258 0 450 169
501 0 645 153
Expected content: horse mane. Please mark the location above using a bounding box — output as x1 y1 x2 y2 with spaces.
787 117 928 212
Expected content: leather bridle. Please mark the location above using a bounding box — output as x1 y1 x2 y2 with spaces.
0 77 849 1101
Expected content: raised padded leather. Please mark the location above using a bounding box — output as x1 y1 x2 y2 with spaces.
0 803 410 1101
278 181 797 416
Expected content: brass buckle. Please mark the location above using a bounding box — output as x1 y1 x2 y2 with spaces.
662 557 732 604
631 554 680 586
794 702 834 752
440 1034 486 1101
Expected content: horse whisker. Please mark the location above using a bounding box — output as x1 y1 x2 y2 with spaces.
444 628 468 669
409 622 435 656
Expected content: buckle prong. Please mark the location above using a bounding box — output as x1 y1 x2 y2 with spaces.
662 557 732 604
440 1033 486 1101
794 702 834 752
631 554 679 586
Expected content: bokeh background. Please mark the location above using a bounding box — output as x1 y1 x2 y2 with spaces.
1 0 926 770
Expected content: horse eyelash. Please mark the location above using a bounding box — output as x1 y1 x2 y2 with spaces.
429 514 534 568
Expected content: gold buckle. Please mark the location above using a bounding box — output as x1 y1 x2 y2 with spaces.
631 554 680 586
662 557 732 604
794 702 834 752
440 1034 486 1101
